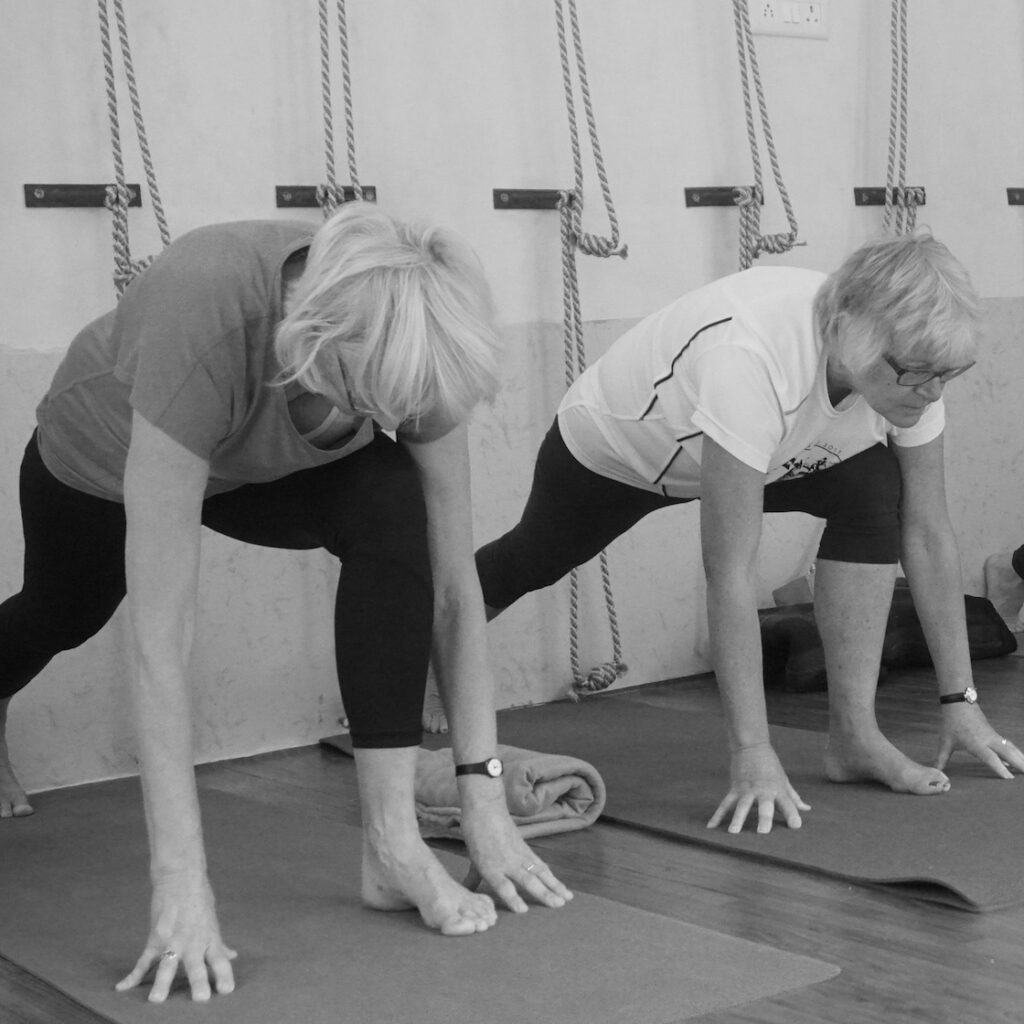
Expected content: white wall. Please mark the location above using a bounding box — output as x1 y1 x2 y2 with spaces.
2 1 1023 791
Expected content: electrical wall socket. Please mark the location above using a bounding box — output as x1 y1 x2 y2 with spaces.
750 1 828 40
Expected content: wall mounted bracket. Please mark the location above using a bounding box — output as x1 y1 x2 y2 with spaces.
24 184 142 208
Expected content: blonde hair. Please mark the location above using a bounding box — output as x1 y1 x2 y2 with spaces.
275 202 501 428
814 232 981 374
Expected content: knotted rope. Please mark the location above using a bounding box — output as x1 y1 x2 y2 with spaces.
554 0 627 697
317 0 362 218
731 0 799 270
97 0 170 296
883 0 922 234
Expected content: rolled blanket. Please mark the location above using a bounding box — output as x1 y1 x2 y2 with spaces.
414 744 606 841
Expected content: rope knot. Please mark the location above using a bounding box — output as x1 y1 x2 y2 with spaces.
569 660 627 700
732 185 761 209
576 231 628 260
316 182 346 218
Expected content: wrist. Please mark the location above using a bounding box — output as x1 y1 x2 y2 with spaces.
457 775 506 811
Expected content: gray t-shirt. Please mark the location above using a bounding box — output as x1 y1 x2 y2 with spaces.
36 220 375 501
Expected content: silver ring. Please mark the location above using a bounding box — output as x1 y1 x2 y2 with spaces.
160 951 179 961
1002 738 1009 746
524 863 537 873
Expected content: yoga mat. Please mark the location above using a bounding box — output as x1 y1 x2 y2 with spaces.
488 697 1024 912
0 778 838 1024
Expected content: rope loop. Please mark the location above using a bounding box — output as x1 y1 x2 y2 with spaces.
731 0 799 270
97 0 169 296
318 0 362 220
883 0 915 235
556 196 626 695
554 0 627 261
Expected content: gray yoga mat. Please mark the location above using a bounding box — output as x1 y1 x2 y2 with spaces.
0 777 838 1024
482 696 1024 912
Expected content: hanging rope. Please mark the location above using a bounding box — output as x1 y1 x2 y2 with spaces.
554 0 627 697
316 0 362 218
731 0 800 271
97 0 170 296
883 0 922 234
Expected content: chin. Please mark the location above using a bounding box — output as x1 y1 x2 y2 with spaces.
892 406 926 426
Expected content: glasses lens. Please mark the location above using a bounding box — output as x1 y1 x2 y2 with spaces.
937 363 973 383
897 369 935 386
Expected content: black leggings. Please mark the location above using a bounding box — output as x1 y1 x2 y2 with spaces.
0 431 432 748
476 419 903 610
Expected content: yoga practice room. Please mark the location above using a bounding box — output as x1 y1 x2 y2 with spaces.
4 2 1024 1022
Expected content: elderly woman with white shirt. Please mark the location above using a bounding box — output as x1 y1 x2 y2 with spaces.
476 232 1024 834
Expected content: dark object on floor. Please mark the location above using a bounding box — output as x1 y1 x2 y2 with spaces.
759 581 1017 692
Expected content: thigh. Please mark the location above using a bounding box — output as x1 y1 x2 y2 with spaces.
516 422 674 560
763 443 902 563
476 420 681 608
200 433 419 556
19 432 128 600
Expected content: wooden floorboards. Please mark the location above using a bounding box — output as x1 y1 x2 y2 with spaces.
5 655 1024 1023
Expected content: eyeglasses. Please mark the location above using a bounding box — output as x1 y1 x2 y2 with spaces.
882 354 975 388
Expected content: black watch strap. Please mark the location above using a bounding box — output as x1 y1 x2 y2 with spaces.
939 685 978 705
454 757 503 778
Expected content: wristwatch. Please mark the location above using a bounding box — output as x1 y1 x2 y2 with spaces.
455 757 503 779
939 685 978 705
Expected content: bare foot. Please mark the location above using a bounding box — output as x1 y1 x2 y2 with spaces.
984 552 1024 630
825 730 949 794
0 759 33 818
421 682 449 735
361 832 496 935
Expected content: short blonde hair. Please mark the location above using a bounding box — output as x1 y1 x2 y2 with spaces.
814 232 981 374
275 202 501 428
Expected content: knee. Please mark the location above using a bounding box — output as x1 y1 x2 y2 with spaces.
475 529 571 610
335 443 429 568
817 444 902 563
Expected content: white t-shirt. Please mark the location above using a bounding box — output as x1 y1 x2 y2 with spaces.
558 266 943 499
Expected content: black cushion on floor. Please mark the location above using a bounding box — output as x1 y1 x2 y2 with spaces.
759 581 1017 693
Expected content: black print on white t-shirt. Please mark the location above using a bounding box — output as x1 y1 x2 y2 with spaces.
779 442 843 479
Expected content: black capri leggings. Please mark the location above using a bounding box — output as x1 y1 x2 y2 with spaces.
0 431 432 749
476 418 902 611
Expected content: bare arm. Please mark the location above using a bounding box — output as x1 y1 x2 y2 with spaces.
401 424 571 908
700 437 809 833
116 411 235 1002
896 436 1024 777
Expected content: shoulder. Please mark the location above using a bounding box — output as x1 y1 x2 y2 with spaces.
137 220 315 289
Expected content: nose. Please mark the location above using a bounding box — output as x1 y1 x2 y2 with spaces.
914 377 944 402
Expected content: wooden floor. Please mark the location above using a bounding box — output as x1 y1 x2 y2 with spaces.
5 654 1024 1024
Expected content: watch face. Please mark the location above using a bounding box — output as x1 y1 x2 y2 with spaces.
485 757 502 777
965 686 978 704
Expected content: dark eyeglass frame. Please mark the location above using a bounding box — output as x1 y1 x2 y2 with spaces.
882 354 975 387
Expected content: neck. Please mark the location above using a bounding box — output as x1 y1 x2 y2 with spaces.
281 251 307 318
825 356 852 407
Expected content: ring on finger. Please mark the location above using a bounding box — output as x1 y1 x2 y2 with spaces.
160 951 179 962
524 863 537 873
1001 738 1009 746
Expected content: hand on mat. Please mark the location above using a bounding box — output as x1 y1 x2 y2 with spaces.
460 799 574 912
115 874 237 1003
936 704 1024 780
706 742 810 835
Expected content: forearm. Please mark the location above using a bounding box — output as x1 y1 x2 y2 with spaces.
901 523 973 689
132 655 207 881
430 582 498 764
706 572 771 751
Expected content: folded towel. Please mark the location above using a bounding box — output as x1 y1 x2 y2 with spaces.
414 744 606 841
